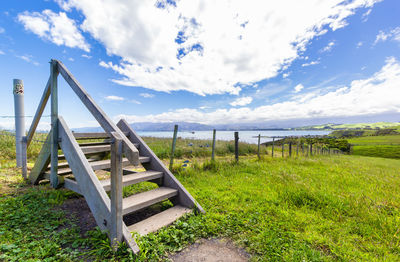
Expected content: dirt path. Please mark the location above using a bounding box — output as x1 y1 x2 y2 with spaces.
169 238 249 262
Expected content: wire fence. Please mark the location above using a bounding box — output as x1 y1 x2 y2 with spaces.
0 115 51 118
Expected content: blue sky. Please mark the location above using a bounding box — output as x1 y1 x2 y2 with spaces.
0 0 400 129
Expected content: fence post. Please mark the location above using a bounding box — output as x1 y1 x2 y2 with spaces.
301 142 304 155
257 134 261 159
211 129 216 161
272 137 275 158
13 79 25 168
169 124 178 170
281 141 284 158
296 141 299 156
234 132 239 162
310 143 313 156
110 132 123 250
50 60 59 188
289 142 292 157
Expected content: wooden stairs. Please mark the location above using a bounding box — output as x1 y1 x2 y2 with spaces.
24 60 204 254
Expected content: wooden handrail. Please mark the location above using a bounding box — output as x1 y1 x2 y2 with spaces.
26 77 51 147
55 59 139 166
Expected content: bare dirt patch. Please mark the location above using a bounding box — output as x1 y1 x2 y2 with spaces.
169 238 250 262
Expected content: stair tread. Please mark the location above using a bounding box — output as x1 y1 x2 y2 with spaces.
58 143 139 159
47 157 150 176
122 187 178 215
101 170 163 191
128 205 191 235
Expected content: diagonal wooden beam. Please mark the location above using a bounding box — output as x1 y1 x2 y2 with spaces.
29 132 51 184
26 77 51 147
55 60 139 166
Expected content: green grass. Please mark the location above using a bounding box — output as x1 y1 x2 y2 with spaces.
1 155 400 261
347 135 400 159
347 135 400 145
1 131 400 260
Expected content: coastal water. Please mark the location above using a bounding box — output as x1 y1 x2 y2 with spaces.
137 130 331 144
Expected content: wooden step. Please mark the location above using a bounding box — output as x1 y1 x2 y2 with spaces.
48 157 151 176
58 143 139 160
101 170 163 191
122 187 178 216
59 144 111 160
78 140 111 146
72 131 130 140
128 205 191 235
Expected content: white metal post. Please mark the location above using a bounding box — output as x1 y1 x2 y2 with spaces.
13 79 25 167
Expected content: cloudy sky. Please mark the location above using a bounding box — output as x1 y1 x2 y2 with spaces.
0 0 399 129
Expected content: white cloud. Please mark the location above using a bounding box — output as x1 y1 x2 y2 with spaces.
16 55 39 66
139 93 154 98
361 9 372 22
0 50 4 55
105 95 124 101
294 84 304 93
81 54 92 59
0 27 4 34
115 57 400 124
357 41 363 48
374 27 400 45
231 96 253 107
68 57 74 61
302 60 320 67
57 0 379 96
18 9 90 52
320 41 335 53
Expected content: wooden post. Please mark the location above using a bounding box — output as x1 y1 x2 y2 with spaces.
50 60 59 188
301 143 304 155
272 137 275 158
289 142 292 157
310 143 313 156
169 125 178 170
211 129 216 161
234 131 239 162
281 141 284 158
110 132 123 250
257 134 261 159
296 141 299 156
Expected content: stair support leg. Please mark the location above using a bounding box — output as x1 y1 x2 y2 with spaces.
110 132 123 250
50 60 59 188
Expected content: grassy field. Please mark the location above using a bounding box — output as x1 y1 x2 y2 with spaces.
1 132 400 261
347 135 400 159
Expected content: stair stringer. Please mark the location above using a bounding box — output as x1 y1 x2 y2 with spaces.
29 131 52 184
117 119 205 213
58 117 140 253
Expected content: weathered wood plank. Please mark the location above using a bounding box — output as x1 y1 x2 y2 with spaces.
29 132 51 184
56 60 139 166
110 132 123 249
73 132 129 139
26 77 51 147
63 178 82 195
58 116 111 230
50 60 59 188
128 205 191 235
101 170 163 191
117 119 205 213
122 187 177 215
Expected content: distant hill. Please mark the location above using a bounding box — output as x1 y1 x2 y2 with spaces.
291 122 400 130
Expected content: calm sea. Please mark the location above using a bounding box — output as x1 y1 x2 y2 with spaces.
137 130 331 144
